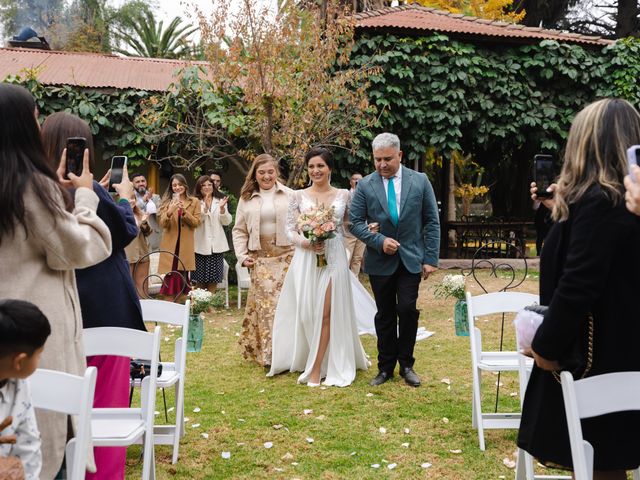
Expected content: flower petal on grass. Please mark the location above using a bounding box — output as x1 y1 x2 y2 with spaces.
191 423 200 428
442 417 450 424
387 463 397 470
281 452 294 461
306 437 314 443
238 419 245 422
315 415 326 420
167 407 175 413
502 458 516 469
449 449 462 454
350 452 357 456
273 424 283 430
221 452 230 459
379 427 387 434
264 442 273 449
366 393 374 397
403 428 410 434
421 462 432 469
371 464 380 469
401 442 410 448
201 433 209 439
303 409 313 415
193 407 201 413
441 378 451 385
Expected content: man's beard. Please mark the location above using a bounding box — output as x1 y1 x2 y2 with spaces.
135 186 147 195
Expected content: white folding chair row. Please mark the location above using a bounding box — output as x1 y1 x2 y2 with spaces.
466 290 538 451
138 299 190 464
84 326 161 480
29 367 97 480
236 262 251 309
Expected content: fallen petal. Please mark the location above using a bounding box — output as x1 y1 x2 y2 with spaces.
510 392 518 397
379 427 387 434
350 452 357 456
401 442 410 448
221 451 230 459
442 417 450 424
315 415 326 420
366 393 374 397
167 407 175 413
421 462 432 469
193 407 201 413
281 452 294 461
274 468 284 472
449 449 462 454
403 428 410 434
441 378 451 385
264 442 273 449
259 389 265 393
236 442 245 446
303 409 313 415
306 437 314 443
238 418 245 422
201 433 209 439
502 458 516 469
387 463 397 470
273 424 283 430
371 464 380 469
191 423 201 428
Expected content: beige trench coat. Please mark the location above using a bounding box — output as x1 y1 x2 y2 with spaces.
158 196 201 273
0 179 111 479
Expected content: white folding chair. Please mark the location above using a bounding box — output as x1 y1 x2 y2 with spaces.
235 262 251 309
466 290 538 450
29 367 97 480
84 326 161 480
561 371 640 480
138 299 190 464
216 259 230 309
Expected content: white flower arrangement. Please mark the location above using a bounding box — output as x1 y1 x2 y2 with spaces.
188 288 215 315
434 274 466 301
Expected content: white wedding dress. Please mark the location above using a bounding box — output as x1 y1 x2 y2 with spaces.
267 189 372 387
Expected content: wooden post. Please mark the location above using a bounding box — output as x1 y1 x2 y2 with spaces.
148 162 160 194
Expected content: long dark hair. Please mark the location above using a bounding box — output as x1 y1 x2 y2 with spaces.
0 83 67 244
41 111 95 170
162 173 191 203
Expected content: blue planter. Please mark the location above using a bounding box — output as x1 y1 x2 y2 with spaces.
454 299 469 337
187 314 204 352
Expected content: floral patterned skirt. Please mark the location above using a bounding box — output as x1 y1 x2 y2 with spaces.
239 235 294 367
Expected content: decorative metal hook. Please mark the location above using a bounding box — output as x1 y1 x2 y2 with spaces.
133 249 189 302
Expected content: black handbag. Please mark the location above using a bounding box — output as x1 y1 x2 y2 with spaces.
130 360 162 380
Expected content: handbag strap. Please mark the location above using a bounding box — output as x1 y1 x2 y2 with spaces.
552 313 594 384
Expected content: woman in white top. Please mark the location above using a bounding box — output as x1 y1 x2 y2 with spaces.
192 175 231 293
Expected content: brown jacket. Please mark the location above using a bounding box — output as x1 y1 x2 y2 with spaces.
158 196 201 272
0 179 112 479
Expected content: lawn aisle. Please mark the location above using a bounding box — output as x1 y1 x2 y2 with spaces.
127 270 541 479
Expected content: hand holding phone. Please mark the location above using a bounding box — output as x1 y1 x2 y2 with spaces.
65 137 86 180
533 154 555 198
627 146 640 183
108 156 127 193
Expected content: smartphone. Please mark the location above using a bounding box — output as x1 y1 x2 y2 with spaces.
533 154 554 198
627 145 640 183
109 155 127 192
65 137 86 180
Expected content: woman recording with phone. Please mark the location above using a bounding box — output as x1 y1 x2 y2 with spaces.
0 84 112 479
519 98 640 479
41 111 145 480
158 173 201 297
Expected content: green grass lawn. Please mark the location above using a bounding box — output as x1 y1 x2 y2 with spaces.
125 270 546 479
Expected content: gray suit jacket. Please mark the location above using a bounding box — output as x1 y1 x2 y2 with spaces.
349 166 440 275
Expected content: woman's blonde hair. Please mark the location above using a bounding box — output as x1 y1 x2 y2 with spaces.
553 98 640 221
240 154 280 200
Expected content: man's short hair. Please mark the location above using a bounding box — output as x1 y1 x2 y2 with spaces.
130 172 146 181
372 133 401 152
0 300 51 357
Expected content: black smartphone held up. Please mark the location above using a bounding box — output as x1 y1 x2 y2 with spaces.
533 154 555 198
627 145 640 183
65 137 86 180
109 155 127 193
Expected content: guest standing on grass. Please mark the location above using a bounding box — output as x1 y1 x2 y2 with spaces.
158 174 201 298
41 111 146 480
233 154 294 367
350 132 440 388
0 83 111 479
192 175 232 294
519 98 640 480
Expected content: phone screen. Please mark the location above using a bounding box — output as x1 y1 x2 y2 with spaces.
109 156 127 192
534 155 554 198
65 137 86 180
627 145 640 182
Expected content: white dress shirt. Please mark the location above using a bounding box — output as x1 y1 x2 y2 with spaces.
382 167 402 219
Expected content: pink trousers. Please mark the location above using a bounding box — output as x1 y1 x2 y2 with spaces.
85 355 130 480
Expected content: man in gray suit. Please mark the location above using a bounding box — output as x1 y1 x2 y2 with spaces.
350 133 440 387
131 173 162 251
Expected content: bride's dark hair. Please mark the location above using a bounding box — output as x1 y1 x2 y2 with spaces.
304 147 334 170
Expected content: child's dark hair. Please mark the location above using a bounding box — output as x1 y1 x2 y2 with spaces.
0 299 51 357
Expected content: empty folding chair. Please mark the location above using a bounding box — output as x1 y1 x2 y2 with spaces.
84 326 161 480
29 367 97 480
236 262 251 309
216 259 230 309
138 299 189 464
466 290 538 450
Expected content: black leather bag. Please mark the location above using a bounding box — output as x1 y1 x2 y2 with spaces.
130 360 162 380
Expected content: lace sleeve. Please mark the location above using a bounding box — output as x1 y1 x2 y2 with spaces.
341 189 351 236
286 190 310 248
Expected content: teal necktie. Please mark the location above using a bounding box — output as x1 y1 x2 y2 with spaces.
387 176 398 226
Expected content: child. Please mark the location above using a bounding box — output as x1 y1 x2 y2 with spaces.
0 299 51 480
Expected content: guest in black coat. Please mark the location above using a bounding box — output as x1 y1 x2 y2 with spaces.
518 98 640 480
41 112 145 480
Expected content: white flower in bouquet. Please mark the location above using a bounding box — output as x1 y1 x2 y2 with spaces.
434 274 466 301
188 288 214 315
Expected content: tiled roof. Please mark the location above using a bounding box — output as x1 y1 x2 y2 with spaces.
355 5 612 47
0 48 208 91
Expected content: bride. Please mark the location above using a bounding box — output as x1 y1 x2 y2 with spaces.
267 147 370 387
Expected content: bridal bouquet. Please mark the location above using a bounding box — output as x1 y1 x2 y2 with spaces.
297 205 337 267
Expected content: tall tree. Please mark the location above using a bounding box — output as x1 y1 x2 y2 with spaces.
114 10 197 58
0 0 64 41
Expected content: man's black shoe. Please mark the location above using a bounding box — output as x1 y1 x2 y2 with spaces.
369 371 393 386
400 367 421 387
